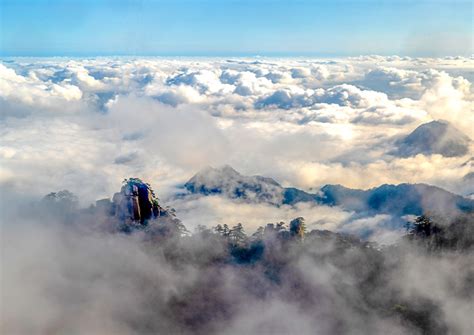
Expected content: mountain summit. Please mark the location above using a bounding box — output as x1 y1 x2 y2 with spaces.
394 120 470 157
184 165 285 204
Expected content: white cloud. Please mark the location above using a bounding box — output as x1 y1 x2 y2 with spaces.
0 56 471 228
0 63 83 116
1 55 472 335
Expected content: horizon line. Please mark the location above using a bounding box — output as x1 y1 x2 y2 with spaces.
1 52 472 59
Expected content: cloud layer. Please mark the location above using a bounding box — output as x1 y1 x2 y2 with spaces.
1 56 473 334
0 56 472 233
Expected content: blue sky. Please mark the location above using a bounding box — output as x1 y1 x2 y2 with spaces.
0 0 472 56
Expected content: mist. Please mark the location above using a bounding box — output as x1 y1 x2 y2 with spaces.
1 186 472 335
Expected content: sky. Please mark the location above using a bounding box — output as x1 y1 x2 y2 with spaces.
1 0 472 56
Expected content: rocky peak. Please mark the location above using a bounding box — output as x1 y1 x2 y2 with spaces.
112 178 161 224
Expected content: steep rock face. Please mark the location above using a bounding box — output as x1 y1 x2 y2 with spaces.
111 178 161 224
289 217 306 240
394 120 470 157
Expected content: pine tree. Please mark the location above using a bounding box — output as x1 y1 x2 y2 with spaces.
252 226 265 240
214 224 224 235
230 223 247 245
408 215 444 251
223 224 231 237
410 215 435 238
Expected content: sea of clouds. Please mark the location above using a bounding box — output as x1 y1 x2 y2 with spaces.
0 56 472 234
1 56 473 335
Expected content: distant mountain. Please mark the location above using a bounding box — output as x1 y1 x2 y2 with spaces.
393 120 470 157
184 165 285 205
319 183 474 217
183 166 474 217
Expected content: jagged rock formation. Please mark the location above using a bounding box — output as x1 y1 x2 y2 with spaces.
289 217 306 240
92 178 187 236
112 178 161 223
94 179 167 224
393 120 471 157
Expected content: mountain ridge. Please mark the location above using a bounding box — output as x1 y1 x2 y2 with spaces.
183 166 474 218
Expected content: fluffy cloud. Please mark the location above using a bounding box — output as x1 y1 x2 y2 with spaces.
2 55 472 334
0 56 472 228
0 63 83 118
420 70 473 134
